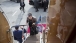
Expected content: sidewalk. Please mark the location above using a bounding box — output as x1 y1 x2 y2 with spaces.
0 0 48 43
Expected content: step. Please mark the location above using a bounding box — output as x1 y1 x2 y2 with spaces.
24 33 40 43
24 41 39 43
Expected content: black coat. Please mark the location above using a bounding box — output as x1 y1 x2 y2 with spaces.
34 0 39 7
43 1 47 7
20 1 25 7
46 0 49 7
26 17 37 27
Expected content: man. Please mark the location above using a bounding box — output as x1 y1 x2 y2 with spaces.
43 0 47 12
26 13 38 36
20 0 25 12
34 0 39 12
13 26 22 43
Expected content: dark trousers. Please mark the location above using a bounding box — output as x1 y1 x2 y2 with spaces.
19 41 22 43
17 39 22 43
35 6 38 11
20 6 24 10
44 7 47 11
43 1 47 11
30 26 37 35
20 6 25 13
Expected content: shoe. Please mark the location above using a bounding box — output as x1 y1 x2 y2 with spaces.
20 7 21 10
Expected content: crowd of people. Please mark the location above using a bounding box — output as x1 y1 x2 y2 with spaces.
13 13 38 43
13 0 48 43
20 0 49 12
34 0 49 12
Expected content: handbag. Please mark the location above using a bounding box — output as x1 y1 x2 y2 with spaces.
36 28 38 34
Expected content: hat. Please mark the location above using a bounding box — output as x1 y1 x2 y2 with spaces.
28 13 32 16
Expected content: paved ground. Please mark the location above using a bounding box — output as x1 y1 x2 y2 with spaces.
0 0 47 43
0 0 47 26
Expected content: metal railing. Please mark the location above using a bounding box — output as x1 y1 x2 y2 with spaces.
42 27 48 43
39 23 48 43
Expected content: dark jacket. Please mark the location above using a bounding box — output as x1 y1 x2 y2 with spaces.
20 1 25 7
13 30 22 43
43 0 47 7
27 17 38 35
34 0 39 7
27 17 37 27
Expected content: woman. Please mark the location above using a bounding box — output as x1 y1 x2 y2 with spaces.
26 13 38 36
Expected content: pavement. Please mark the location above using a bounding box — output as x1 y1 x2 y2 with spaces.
0 0 47 43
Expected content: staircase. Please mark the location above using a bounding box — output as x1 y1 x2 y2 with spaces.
24 33 40 43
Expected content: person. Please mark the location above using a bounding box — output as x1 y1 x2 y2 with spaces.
34 0 39 12
26 13 38 36
20 26 27 40
39 0 43 7
20 0 25 13
43 0 47 12
46 0 49 8
13 26 23 43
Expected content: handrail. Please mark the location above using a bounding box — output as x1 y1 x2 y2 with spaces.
43 29 46 43
11 25 27 28
40 14 47 43
42 27 48 43
39 24 47 43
